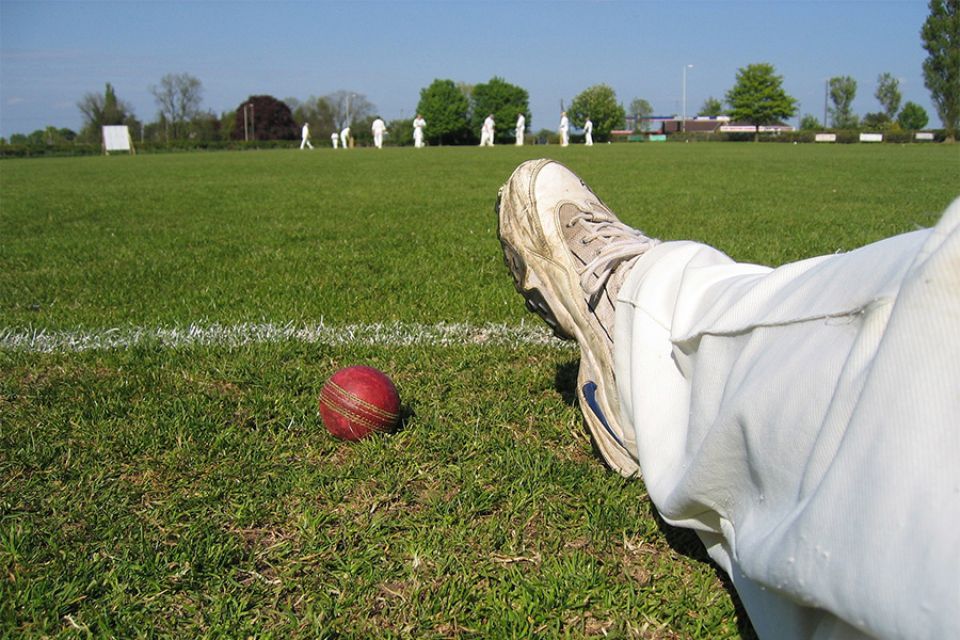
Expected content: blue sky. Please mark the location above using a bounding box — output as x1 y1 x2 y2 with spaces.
0 0 940 138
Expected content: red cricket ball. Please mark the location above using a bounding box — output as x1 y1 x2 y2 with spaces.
318 365 401 441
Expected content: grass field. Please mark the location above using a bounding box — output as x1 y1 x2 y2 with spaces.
2 144 958 638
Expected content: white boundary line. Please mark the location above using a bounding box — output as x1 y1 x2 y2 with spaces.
0 321 574 354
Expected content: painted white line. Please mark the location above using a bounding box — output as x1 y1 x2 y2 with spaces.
0 321 574 353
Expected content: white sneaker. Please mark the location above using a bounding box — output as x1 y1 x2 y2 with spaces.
496 159 659 476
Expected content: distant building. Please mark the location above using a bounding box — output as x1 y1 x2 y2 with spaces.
639 115 794 135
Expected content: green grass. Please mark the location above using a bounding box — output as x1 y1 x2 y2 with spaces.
2 144 959 638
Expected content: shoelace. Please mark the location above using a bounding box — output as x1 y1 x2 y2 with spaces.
567 210 660 306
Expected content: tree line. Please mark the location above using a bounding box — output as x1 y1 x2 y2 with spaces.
4 0 957 148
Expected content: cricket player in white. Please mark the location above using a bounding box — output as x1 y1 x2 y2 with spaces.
515 113 525 146
300 123 313 149
340 126 350 149
583 118 593 146
413 114 426 148
480 114 495 147
372 117 387 149
331 132 339 149
559 112 570 147
497 159 960 640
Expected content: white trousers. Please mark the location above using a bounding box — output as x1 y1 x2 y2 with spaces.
480 131 494 146
516 128 524 146
560 130 569 147
414 129 424 148
614 199 960 639
585 132 593 146
374 132 384 149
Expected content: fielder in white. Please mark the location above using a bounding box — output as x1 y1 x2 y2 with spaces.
340 126 350 149
497 159 959 640
300 122 313 150
559 112 570 147
331 132 339 149
413 114 426 148
515 113 525 146
480 114 495 147
372 117 388 149
583 118 593 146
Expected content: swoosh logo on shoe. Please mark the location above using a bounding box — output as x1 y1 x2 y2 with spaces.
582 381 624 448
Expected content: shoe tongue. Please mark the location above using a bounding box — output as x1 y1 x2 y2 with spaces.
559 202 606 268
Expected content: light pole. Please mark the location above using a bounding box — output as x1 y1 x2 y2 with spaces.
682 64 694 133
346 92 357 126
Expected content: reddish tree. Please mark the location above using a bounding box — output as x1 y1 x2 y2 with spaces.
232 95 298 141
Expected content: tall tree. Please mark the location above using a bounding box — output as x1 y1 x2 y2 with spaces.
470 77 530 144
231 95 298 141
875 73 902 120
699 96 725 117
921 0 960 142
898 101 931 130
800 114 822 130
629 97 653 130
150 72 203 140
77 83 137 141
416 79 472 145
828 76 859 129
569 84 625 142
725 63 798 141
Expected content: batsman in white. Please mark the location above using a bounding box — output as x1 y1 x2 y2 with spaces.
497 159 960 640
339 126 350 149
371 117 388 149
480 114 495 147
559 111 570 147
583 118 593 146
515 113 525 146
300 122 313 150
413 114 426 148
331 132 339 149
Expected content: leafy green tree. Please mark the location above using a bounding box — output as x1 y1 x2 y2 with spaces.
629 97 653 130
898 101 930 130
470 77 530 144
862 112 894 131
389 118 414 147
699 96 725 117
351 115 375 147
220 110 236 140
231 95 298 141
800 114 822 130
77 83 137 141
725 63 798 141
150 72 203 140
569 84 625 142
188 110 222 142
416 79 472 145
828 76 859 129
921 0 960 142
875 73 902 120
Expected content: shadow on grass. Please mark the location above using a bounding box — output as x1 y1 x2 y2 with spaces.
653 514 759 639
554 358 758 639
397 402 417 433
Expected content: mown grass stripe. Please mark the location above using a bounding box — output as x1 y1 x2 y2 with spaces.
0 321 574 353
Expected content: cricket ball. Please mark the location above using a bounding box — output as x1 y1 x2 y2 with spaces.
319 365 400 441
